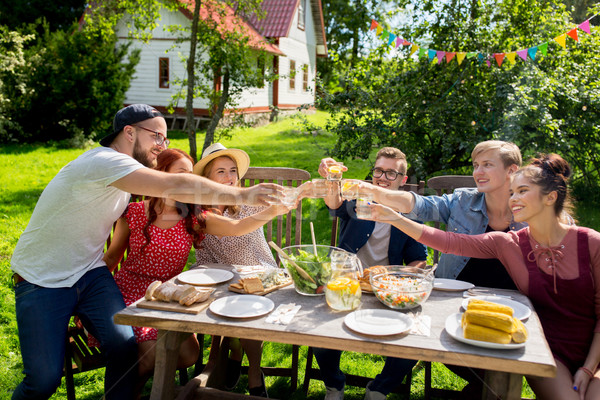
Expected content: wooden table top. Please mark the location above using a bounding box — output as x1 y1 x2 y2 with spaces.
114 266 556 379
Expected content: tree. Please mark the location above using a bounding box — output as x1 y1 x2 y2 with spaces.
313 0 600 199
0 0 87 32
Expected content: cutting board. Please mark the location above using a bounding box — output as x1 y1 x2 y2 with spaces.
228 280 292 296
136 298 213 314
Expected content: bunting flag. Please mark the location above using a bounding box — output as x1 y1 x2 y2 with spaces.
554 34 567 48
368 14 597 68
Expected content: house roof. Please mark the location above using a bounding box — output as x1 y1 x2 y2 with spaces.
246 0 327 57
178 0 284 56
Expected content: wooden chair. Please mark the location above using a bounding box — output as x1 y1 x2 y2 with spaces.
304 179 425 396
183 167 311 396
64 325 106 400
425 175 476 265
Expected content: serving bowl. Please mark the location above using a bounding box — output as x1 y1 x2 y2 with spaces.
369 265 434 309
280 245 347 296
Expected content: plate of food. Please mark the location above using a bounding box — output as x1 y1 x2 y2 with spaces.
433 278 474 291
461 296 531 320
229 269 292 295
177 269 234 286
445 313 527 350
344 309 413 336
209 295 274 318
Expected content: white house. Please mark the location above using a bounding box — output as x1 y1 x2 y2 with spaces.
115 0 327 128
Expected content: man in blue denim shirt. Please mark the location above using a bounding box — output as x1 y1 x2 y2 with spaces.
363 140 526 397
315 147 427 400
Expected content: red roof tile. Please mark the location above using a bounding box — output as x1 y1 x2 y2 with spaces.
179 0 284 56
246 0 298 38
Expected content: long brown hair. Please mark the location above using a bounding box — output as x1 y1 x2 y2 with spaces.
141 149 206 254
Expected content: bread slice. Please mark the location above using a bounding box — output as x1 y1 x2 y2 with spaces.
241 277 264 294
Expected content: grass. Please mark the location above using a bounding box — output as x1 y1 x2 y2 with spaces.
1 110 599 399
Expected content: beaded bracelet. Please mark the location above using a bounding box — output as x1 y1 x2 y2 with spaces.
579 367 594 379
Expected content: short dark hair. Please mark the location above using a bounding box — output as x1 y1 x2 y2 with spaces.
376 147 407 175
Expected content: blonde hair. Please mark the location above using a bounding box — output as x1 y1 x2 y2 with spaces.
202 155 241 216
375 147 407 175
471 140 522 168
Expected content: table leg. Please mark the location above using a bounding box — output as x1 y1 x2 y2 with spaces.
482 371 523 400
150 330 190 400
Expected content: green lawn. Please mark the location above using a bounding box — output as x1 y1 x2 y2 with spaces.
2 111 599 399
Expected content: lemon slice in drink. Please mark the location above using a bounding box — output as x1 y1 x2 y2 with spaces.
342 181 357 192
327 277 351 291
328 165 342 174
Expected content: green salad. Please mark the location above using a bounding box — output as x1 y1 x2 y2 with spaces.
284 250 332 295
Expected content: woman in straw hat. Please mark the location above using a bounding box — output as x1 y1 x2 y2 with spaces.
193 143 284 397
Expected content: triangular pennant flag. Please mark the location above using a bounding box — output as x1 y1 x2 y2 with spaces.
376 25 383 36
456 52 466 65
370 19 378 31
396 36 403 48
410 45 419 56
436 51 446 63
388 33 396 46
579 19 591 34
554 34 567 48
517 49 528 61
402 39 411 46
445 52 456 62
494 53 505 67
486 60 491 67
466 52 478 59
538 42 548 56
382 29 390 41
567 28 579 42
528 46 538 60
428 49 436 61
506 52 517 64
477 53 485 64
418 47 427 58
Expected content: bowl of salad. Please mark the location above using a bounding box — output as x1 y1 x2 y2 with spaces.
280 245 347 295
369 266 434 309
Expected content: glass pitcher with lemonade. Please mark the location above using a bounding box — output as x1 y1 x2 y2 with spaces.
325 251 362 311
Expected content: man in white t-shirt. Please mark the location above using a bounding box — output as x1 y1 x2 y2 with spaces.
314 147 427 400
10 104 282 400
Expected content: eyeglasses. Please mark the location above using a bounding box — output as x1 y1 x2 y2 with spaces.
135 125 170 148
371 167 404 181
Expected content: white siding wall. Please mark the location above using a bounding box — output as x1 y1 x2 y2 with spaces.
277 0 317 106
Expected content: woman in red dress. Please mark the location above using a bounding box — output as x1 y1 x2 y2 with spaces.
365 154 600 400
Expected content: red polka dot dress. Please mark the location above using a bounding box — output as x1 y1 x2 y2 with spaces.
91 201 203 346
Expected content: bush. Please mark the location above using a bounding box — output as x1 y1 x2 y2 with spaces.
0 22 140 145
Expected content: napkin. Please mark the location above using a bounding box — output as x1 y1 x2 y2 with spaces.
265 303 301 325
409 314 431 336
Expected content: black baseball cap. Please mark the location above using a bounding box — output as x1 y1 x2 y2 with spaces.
99 104 164 147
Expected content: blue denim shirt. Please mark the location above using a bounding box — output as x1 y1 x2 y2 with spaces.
404 188 527 279
330 200 427 266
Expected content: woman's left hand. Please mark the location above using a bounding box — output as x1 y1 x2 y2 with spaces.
573 368 592 400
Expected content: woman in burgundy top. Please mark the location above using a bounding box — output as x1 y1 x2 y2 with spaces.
366 154 600 400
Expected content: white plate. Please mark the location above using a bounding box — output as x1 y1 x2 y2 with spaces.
232 265 267 275
461 296 531 320
433 278 474 291
177 269 234 286
445 313 526 350
209 295 274 318
344 309 414 336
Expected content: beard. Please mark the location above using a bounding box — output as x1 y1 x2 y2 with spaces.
132 139 156 168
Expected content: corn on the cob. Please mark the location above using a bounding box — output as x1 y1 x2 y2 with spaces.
467 299 514 317
511 318 528 343
463 309 517 333
463 323 512 344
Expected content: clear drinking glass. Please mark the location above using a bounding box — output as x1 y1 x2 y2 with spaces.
341 179 360 201
356 192 373 219
325 251 362 311
326 162 344 181
309 179 330 198
281 187 300 207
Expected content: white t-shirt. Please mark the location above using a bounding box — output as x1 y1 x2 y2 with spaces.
11 147 144 288
356 222 391 268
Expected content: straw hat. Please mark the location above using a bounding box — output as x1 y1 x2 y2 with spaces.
193 143 250 178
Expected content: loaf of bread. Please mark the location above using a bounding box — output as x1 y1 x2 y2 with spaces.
145 281 211 306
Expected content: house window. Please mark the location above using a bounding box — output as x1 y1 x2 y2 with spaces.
289 60 296 90
159 58 169 88
302 64 309 91
298 0 305 30
257 56 266 88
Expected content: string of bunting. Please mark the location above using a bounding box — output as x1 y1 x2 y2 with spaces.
369 15 598 67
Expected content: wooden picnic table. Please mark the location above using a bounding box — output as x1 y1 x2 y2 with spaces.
114 265 556 400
